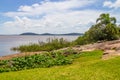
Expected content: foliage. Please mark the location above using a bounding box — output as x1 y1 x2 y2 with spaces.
0 49 79 73
2 50 120 80
75 36 89 45
96 13 116 25
12 38 73 52
85 24 119 41
75 13 120 45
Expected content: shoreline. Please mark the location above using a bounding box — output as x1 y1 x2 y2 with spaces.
1 39 120 60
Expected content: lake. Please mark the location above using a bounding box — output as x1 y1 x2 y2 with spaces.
0 35 79 56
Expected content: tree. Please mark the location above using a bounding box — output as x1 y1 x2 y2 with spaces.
75 13 120 45
91 13 119 41
96 13 116 25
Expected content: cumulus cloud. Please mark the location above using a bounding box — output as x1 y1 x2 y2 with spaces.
5 0 96 17
2 10 103 34
1 0 103 34
103 0 120 9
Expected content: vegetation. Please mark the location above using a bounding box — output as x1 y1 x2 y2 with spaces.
1 13 120 79
12 38 73 52
75 13 120 45
1 50 120 80
11 13 120 52
0 49 79 73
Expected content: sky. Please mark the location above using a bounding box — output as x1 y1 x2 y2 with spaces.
0 0 120 34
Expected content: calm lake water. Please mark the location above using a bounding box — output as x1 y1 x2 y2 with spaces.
0 35 79 56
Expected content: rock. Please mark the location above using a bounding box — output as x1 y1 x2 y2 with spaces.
103 52 109 55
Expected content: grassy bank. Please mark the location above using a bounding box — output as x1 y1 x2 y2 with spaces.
11 38 74 52
1 50 120 80
1 13 120 80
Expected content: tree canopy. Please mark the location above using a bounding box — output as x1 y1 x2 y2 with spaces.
76 13 120 45
96 13 116 25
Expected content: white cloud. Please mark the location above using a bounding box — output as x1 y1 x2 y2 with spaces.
103 0 120 9
1 0 106 34
5 0 96 17
1 10 103 34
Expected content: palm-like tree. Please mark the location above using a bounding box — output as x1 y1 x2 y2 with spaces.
96 13 116 25
77 13 119 45
95 13 119 40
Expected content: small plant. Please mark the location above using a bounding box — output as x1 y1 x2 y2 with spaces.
0 49 80 73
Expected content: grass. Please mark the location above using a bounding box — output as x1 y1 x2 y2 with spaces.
1 50 120 80
11 38 74 52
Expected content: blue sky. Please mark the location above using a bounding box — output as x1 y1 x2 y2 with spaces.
0 0 120 34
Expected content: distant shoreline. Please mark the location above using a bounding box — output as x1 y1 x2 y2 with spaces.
20 32 84 36
0 33 83 36
0 35 81 36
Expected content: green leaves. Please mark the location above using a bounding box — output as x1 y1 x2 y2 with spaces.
96 13 116 25
75 13 120 45
0 49 79 73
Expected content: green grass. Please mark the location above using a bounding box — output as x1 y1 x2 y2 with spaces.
11 38 73 52
0 50 120 80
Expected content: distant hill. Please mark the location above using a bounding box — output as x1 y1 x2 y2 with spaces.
20 32 83 36
20 32 39 35
62 33 83 35
41 33 54 35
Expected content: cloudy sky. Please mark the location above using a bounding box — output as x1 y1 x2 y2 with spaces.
0 0 120 34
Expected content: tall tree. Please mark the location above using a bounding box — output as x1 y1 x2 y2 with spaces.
96 13 116 25
76 13 120 45
85 13 119 41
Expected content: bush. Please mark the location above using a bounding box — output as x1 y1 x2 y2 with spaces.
12 38 72 52
75 13 120 45
75 36 89 45
0 49 79 73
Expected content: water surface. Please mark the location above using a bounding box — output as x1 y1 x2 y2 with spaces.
0 35 79 56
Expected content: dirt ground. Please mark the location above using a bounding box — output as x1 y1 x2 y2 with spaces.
73 39 120 60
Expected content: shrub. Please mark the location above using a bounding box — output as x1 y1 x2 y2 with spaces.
0 49 79 73
75 13 120 45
